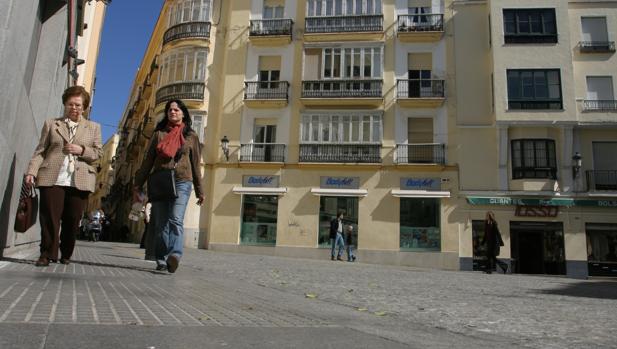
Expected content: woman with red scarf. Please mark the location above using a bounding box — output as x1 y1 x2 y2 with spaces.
134 99 204 273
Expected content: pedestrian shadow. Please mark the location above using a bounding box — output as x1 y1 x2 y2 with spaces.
1 257 169 276
535 281 617 300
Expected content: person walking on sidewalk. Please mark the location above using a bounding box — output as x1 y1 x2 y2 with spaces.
484 211 507 274
133 99 204 273
24 86 102 266
329 211 345 261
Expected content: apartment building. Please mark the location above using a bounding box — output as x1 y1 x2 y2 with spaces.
115 0 616 277
88 134 119 214
454 0 617 278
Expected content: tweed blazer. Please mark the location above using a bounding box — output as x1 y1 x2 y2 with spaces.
26 117 103 192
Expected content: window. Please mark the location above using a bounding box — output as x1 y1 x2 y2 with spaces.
586 224 617 276
511 139 557 179
241 195 278 245
581 17 609 43
158 49 208 87
318 196 358 247
264 5 285 19
168 0 211 26
322 47 382 79
400 198 440 251
192 113 206 144
301 113 382 143
503 8 557 43
507 69 562 110
307 0 382 16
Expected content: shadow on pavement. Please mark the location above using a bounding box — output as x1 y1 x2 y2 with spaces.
536 281 617 300
1 256 168 275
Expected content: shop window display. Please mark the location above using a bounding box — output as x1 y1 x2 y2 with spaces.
318 196 358 247
400 198 440 251
240 195 278 245
587 223 617 277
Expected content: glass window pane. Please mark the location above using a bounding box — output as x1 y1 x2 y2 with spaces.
326 0 333 15
324 49 332 78
333 49 341 78
522 71 534 98
302 118 310 141
530 12 541 33
543 10 556 34
308 0 314 16
344 49 352 78
351 115 359 141
363 50 371 77
375 0 382 14
362 115 371 141
343 115 350 141
175 54 185 81
186 52 195 80
372 117 381 142
241 195 278 245
353 50 361 77
373 49 381 77
512 140 522 167
312 115 319 141
400 198 440 251
321 115 330 141
518 12 530 33
534 71 548 98
504 11 516 34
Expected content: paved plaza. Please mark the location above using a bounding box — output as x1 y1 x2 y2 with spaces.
0 242 616 349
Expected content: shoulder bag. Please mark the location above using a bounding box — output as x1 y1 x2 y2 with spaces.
147 152 181 202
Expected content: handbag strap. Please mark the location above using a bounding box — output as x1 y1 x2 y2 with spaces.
19 180 36 201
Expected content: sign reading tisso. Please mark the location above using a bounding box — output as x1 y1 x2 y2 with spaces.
467 196 617 208
320 176 360 189
400 178 441 191
243 175 280 188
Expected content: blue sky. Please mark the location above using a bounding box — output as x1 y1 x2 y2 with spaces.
90 0 164 143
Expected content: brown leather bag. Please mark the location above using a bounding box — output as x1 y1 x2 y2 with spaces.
14 180 38 233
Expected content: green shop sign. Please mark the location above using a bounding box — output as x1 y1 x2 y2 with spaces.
466 196 617 208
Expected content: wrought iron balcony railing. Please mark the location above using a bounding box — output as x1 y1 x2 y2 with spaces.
239 143 286 162
299 144 381 163
579 41 616 53
586 170 617 191
582 100 617 112
397 79 445 98
163 21 211 45
395 144 445 165
244 81 289 100
397 14 444 32
305 15 383 33
155 82 205 106
249 19 293 36
302 79 382 98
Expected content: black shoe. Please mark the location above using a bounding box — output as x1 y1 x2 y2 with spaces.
166 255 179 273
59 258 70 265
35 257 49 267
156 264 166 271
331 256 335 261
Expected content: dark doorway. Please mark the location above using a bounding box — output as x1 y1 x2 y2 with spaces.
511 222 565 275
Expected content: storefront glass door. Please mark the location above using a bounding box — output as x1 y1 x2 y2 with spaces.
318 196 358 247
510 222 565 275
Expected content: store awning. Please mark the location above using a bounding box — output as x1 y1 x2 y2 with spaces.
310 188 368 197
232 186 287 195
391 189 451 198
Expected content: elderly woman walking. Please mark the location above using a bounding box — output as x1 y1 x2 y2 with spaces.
134 99 204 273
25 86 102 266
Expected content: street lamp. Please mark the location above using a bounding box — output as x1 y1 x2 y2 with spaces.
572 152 582 179
220 135 230 161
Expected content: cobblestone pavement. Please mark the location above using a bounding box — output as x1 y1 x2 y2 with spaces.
1 242 616 348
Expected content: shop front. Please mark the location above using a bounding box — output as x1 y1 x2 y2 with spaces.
586 223 617 277
233 175 287 246
510 221 565 275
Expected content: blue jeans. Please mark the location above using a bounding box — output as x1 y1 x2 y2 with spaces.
347 245 355 261
150 181 192 267
330 232 345 258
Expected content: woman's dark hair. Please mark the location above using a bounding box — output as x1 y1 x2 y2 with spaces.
62 85 91 110
155 99 194 137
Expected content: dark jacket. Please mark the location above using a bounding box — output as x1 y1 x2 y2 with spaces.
484 221 504 257
134 129 203 198
345 228 355 246
330 218 341 239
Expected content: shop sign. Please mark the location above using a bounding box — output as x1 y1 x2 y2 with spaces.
243 175 279 188
467 196 617 208
515 205 559 217
400 178 441 191
320 176 360 189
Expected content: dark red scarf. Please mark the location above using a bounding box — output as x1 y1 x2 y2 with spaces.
156 122 185 159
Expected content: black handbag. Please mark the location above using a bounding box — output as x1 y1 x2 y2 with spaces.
147 169 178 202
14 181 38 232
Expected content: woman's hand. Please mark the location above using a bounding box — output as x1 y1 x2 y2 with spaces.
63 143 84 155
196 194 204 206
24 175 35 187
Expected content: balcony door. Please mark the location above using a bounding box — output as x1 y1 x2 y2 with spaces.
408 52 432 98
586 76 614 101
405 117 434 163
253 124 277 161
592 142 617 190
581 17 609 43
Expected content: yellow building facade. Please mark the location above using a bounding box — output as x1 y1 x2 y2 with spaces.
115 0 617 278
88 134 119 214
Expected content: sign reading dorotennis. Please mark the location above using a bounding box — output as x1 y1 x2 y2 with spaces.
466 196 617 208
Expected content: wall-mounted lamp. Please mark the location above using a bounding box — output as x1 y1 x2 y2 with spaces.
220 135 230 161
572 152 582 179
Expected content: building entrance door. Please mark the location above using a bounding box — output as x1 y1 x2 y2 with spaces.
510 222 565 275
318 196 358 247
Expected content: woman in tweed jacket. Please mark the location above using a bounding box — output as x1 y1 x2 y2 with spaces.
25 86 103 267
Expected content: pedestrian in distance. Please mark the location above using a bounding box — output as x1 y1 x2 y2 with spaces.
345 224 357 262
329 211 345 261
24 85 103 266
133 99 204 273
484 211 508 274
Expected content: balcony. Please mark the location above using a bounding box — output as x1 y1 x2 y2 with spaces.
239 143 286 163
397 79 445 108
299 144 381 163
163 21 211 46
395 144 445 165
579 41 616 53
582 100 617 112
301 79 383 107
304 15 383 42
155 82 205 106
244 81 289 108
249 19 293 46
397 14 444 42
586 170 617 191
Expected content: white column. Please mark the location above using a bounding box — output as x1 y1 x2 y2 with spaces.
497 125 509 191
